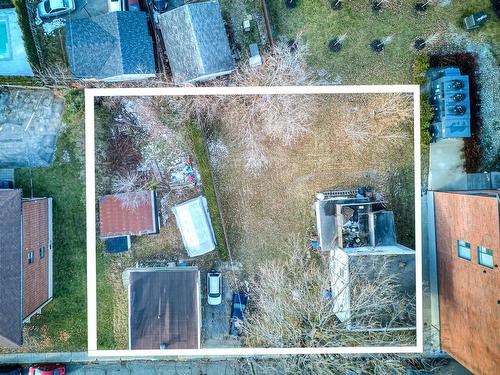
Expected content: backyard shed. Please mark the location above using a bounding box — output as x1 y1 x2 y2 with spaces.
99 191 159 239
104 236 131 253
128 267 201 350
171 196 216 257
158 0 234 83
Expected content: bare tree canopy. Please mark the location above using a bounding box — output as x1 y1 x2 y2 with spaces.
242 235 416 349
165 37 320 174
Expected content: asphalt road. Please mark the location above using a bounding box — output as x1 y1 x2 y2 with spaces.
64 361 242 374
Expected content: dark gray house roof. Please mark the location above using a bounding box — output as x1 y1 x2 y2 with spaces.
0 189 23 348
129 268 200 350
65 11 155 80
158 1 234 83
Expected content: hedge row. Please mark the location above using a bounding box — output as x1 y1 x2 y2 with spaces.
412 54 433 145
0 75 42 86
189 123 230 262
11 0 41 71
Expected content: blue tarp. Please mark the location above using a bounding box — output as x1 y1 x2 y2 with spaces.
104 236 131 253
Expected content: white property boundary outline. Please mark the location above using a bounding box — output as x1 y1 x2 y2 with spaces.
85 85 422 357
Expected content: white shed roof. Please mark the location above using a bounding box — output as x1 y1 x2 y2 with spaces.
172 196 216 257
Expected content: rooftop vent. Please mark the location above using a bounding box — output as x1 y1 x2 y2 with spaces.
452 105 466 115
452 93 466 102
451 80 464 90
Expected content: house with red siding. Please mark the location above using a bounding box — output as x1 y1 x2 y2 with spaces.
0 189 53 348
431 190 499 375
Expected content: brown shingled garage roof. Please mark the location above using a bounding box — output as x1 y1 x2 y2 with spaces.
129 268 200 350
99 191 159 238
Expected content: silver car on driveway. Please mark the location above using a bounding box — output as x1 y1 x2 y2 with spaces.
37 0 76 19
207 271 223 306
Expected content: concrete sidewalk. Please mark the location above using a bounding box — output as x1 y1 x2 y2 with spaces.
428 139 466 191
65 360 241 375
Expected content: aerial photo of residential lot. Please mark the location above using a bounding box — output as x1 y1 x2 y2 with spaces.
92 91 418 351
0 0 498 374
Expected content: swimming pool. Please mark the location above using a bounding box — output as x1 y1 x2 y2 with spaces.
0 17 12 60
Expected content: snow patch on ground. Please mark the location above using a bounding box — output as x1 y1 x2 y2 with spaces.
42 18 66 36
207 138 229 173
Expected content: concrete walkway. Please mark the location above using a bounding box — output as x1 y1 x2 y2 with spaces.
428 139 466 191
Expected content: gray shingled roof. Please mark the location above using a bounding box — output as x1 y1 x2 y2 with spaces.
158 1 234 83
0 189 23 348
65 11 155 80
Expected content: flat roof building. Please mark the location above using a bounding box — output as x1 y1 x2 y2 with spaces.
315 190 416 331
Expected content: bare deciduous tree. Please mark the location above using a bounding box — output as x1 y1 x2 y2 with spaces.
166 37 320 174
242 235 416 349
243 353 427 375
111 172 150 209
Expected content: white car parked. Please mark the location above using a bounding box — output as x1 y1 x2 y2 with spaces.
37 0 75 19
207 271 222 306
108 0 123 12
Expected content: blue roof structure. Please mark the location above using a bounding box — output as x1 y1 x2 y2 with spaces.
104 236 131 253
430 67 471 139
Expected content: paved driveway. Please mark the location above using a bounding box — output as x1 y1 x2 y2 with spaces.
65 361 241 375
71 0 108 19
201 273 240 348
37 0 108 23
428 139 467 191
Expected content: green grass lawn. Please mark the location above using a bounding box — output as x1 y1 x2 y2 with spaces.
267 0 498 84
189 122 229 261
14 90 87 351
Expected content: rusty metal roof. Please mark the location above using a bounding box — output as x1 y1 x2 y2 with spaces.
99 191 159 238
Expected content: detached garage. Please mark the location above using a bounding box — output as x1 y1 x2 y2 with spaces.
128 267 201 350
172 196 216 257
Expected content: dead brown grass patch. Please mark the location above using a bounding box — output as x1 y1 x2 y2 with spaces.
212 93 414 273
